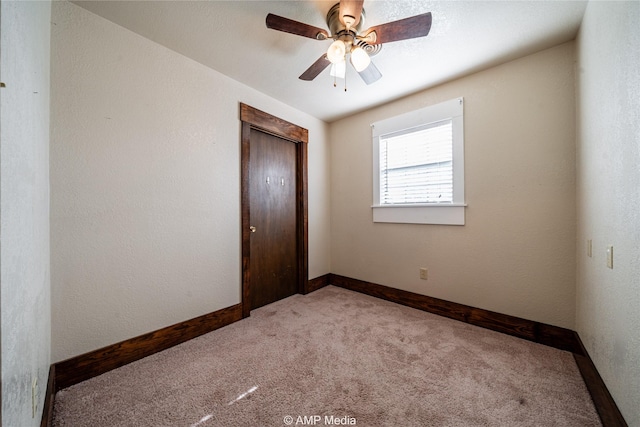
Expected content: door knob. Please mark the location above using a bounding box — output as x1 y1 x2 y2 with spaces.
249 226 256 233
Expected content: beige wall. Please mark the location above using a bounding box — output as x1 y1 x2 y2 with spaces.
576 2 640 425
330 42 577 329
0 1 52 425
50 1 330 362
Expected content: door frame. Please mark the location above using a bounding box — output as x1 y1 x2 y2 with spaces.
240 103 308 318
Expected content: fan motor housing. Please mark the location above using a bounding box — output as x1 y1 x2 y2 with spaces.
326 3 365 36
326 3 380 57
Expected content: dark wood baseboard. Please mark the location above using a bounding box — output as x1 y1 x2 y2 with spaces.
54 303 242 391
573 334 628 427
40 365 56 427
329 274 580 353
45 275 628 427
329 274 627 426
306 274 330 294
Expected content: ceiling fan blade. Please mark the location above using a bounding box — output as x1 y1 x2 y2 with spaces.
299 55 331 81
339 0 364 28
362 12 432 45
356 61 382 85
266 13 329 40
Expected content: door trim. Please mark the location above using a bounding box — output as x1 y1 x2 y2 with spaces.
240 103 308 318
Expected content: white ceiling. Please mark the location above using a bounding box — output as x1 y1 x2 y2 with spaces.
72 0 588 122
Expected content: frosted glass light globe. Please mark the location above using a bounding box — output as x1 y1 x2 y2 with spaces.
350 47 371 72
327 40 347 64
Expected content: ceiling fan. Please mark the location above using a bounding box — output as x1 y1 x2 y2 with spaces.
265 0 432 86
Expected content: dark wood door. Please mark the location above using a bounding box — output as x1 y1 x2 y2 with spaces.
248 129 298 309
240 103 308 318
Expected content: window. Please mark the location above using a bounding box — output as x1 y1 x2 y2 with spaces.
380 120 453 204
372 97 465 225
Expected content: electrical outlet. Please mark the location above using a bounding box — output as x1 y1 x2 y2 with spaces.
419 268 428 280
32 376 38 418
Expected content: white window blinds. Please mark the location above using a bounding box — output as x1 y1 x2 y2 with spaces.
379 119 453 204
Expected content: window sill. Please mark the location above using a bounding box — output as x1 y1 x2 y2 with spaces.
372 204 466 225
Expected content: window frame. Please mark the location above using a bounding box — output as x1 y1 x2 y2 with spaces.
372 97 466 225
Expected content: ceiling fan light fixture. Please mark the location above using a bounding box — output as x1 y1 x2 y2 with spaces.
327 40 347 63
266 2 433 85
350 46 371 72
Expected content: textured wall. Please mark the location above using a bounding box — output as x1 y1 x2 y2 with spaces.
576 2 640 425
330 42 577 329
0 1 52 426
50 1 330 362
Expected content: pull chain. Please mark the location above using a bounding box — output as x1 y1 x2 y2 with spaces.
344 64 348 92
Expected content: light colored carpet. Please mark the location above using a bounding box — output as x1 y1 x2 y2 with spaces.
52 286 600 426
